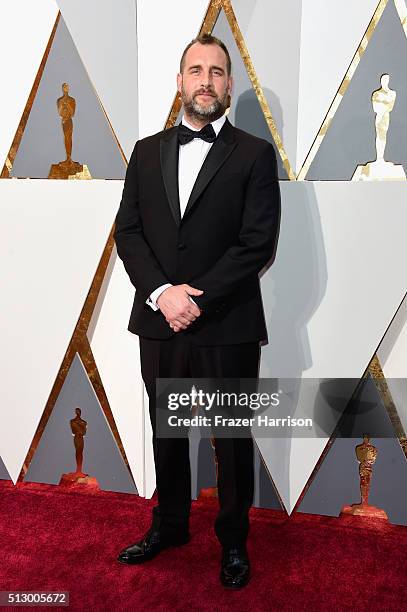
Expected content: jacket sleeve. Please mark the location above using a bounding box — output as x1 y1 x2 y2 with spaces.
191 142 281 314
113 141 170 302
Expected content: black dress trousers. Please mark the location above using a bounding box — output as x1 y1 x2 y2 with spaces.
139 332 260 548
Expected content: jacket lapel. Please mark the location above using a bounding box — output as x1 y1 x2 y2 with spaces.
182 117 237 221
159 117 237 227
160 126 181 226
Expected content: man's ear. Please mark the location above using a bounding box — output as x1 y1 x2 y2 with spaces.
176 73 182 94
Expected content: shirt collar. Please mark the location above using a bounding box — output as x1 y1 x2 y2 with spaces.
181 113 226 137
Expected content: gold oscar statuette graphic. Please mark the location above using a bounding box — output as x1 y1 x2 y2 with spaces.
341 434 388 520
48 82 91 179
59 407 99 490
352 74 406 181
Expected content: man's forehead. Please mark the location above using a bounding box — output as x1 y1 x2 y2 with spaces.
184 42 227 67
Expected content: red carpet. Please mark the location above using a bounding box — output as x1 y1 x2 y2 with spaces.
1 479 406 611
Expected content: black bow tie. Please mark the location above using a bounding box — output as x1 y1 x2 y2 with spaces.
177 122 217 145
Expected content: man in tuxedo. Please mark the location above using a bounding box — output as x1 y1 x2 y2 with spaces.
114 33 281 588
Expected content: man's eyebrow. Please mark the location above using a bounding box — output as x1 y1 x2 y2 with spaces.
187 64 225 72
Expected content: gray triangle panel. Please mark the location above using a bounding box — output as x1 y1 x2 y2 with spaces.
297 375 407 525
306 1 407 180
25 353 137 494
11 15 126 179
0 457 12 481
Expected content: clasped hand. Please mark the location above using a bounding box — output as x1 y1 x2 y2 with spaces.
156 284 203 332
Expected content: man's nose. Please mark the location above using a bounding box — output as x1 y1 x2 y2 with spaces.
201 71 213 87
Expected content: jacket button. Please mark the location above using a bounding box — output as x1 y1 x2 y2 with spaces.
177 243 186 250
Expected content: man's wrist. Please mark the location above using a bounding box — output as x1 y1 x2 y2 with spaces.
153 284 172 307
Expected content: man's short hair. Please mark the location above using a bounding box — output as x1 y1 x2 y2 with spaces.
179 33 232 76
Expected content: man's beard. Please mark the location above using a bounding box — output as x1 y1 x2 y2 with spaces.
181 85 229 123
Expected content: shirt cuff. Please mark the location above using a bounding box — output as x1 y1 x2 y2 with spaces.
146 283 172 311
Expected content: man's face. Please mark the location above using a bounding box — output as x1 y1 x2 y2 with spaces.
177 42 232 123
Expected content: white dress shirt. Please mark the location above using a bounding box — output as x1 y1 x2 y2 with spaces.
146 113 227 311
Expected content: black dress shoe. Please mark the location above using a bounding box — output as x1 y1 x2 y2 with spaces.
117 528 190 565
220 545 250 589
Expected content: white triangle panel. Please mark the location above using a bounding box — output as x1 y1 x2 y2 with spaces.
377 294 407 378
377 293 407 434
258 180 407 512
88 253 149 497
0 179 122 482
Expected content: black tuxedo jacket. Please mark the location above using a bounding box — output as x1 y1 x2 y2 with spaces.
113 117 281 345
